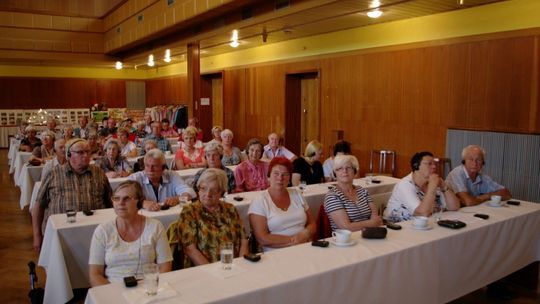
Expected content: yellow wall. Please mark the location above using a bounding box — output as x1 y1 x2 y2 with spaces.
1 0 538 79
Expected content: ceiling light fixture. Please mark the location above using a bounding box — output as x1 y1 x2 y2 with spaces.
147 54 155 67
229 29 240 48
115 61 123 70
164 49 171 63
367 9 383 18
370 0 381 8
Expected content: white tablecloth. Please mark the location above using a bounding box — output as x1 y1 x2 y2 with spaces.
38 176 398 304
18 164 43 209
85 201 540 304
10 151 32 179
8 138 20 162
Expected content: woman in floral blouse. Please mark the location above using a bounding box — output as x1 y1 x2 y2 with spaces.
177 168 248 267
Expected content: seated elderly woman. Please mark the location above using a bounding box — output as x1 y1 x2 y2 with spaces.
175 126 206 169
20 125 42 152
94 139 132 178
89 181 172 286
177 169 248 267
87 131 102 160
117 128 138 158
384 151 460 223
234 138 269 192
206 126 222 146
323 140 351 182
323 155 382 231
220 129 244 166
291 140 324 186
133 121 148 147
248 157 315 252
29 131 55 166
192 142 236 194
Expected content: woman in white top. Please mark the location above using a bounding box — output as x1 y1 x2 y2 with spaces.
118 128 138 158
248 157 315 252
89 181 172 286
383 151 460 223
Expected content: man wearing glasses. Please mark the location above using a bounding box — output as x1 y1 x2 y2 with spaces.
445 145 511 206
32 138 113 253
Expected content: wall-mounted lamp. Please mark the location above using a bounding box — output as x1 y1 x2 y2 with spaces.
147 54 155 67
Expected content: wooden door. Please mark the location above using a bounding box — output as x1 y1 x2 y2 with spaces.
300 74 320 154
285 71 320 156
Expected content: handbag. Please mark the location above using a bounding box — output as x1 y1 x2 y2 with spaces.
362 227 388 239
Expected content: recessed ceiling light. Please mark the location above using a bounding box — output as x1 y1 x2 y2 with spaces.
115 61 123 70
147 54 155 67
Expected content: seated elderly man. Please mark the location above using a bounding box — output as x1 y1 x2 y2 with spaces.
46 118 63 140
41 138 67 179
32 138 113 253
384 151 460 223
446 145 511 206
144 121 171 152
262 132 297 161
73 116 89 139
128 149 195 211
191 142 236 194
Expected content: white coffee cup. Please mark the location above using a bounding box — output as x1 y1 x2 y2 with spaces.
413 216 428 228
489 195 502 206
332 229 351 244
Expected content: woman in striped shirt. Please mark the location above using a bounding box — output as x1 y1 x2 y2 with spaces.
323 155 382 231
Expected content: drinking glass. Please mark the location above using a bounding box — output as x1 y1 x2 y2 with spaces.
143 263 159 296
66 209 76 223
220 243 233 270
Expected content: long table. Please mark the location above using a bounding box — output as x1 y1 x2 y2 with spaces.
39 176 398 304
85 200 540 304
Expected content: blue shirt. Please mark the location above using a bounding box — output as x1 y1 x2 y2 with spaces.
144 134 171 152
128 170 196 203
445 165 504 196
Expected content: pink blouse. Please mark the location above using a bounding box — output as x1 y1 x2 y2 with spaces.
234 160 269 192
175 147 204 168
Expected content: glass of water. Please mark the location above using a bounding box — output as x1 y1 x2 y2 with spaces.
220 242 233 270
143 263 159 296
66 209 76 223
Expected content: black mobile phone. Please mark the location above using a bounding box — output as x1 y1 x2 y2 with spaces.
123 276 137 287
233 196 244 201
371 180 381 184
83 210 94 216
160 204 170 210
507 200 520 206
243 253 261 262
385 222 402 230
474 213 489 220
311 240 330 247
437 220 466 229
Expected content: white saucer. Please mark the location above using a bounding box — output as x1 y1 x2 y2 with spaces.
411 223 433 230
486 201 503 207
330 239 356 247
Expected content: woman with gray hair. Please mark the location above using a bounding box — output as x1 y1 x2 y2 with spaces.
323 155 382 231
177 168 248 267
20 125 42 152
29 131 55 165
220 129 244 166
94 139 132 178
192 142 236 193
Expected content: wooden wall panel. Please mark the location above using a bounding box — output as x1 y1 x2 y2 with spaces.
145 75 188 107
216 33 538 177
0 77 126 109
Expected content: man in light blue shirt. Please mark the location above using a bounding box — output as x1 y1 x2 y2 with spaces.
129 149 195 211
445 145 511 206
